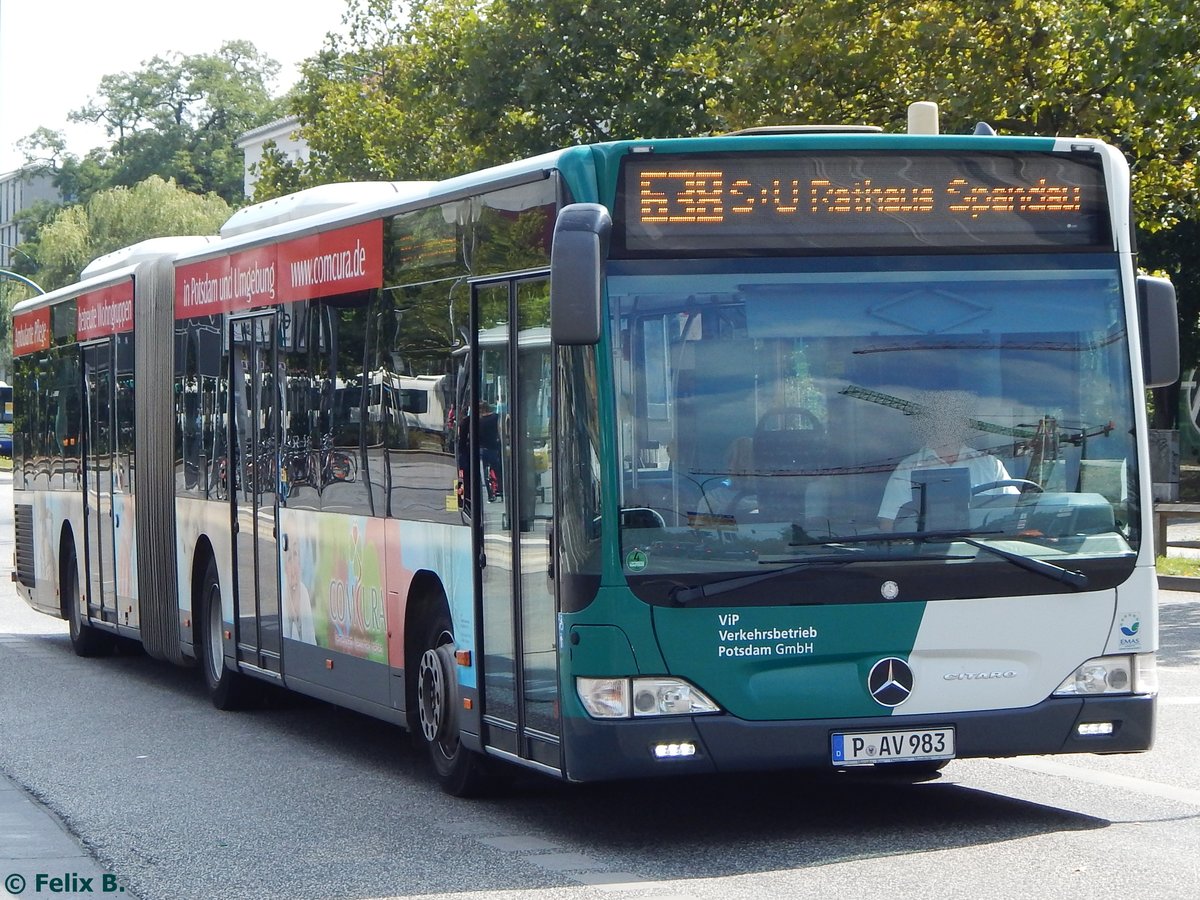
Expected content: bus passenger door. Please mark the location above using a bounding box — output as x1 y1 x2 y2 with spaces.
472 273 560 773
229 314 282 673
81 340 116 626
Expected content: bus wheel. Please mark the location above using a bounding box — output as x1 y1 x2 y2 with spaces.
64 547 114 658
199 559 252 710
416 615 491 797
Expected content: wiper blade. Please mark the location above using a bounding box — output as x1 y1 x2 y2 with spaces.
792 528 1004 547
816 528 1089 592
957 537 1089 590
670 553 884 605
795 528 1088 590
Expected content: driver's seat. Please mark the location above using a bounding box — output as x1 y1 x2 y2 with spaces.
753 408 827 524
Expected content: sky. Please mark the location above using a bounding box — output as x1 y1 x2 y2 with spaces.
0 0 351 174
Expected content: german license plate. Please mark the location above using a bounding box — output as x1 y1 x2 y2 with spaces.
831 727 955 766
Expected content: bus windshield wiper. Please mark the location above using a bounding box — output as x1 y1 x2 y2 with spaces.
792 528 1004 546
795 528 1088 590
955 536 1088 589
669 552 887 605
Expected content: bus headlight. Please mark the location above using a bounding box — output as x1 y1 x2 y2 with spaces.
577 677 720 718
1053 655 1135 696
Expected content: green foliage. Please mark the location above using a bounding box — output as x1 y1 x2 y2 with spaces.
33 176 230 291
1156 555 1200 577
258 0 755 192
26 42 284 207
728 0 1200 234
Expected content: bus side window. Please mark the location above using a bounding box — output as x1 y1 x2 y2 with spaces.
282 300 319 511
322 296 370 516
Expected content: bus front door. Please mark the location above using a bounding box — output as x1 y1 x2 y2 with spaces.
82 341 116 626
472 274 560 773
229 314 282 673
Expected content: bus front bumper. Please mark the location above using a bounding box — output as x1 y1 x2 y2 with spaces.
560 694 1154 783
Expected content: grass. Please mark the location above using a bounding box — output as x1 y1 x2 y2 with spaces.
1156 556 1200 577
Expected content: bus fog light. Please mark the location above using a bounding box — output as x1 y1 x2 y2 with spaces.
577 678 630 718
1054 656 1134 696
1077 722 1115 736
653 741 697 759
632 678 720 717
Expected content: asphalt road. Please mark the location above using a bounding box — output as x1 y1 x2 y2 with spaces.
3 472 1200 899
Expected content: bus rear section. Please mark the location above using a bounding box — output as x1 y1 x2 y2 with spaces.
553 136 1173 781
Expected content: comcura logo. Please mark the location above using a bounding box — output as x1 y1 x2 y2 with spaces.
943 671 1017 681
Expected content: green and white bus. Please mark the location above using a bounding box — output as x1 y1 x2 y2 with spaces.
11 106 1178 794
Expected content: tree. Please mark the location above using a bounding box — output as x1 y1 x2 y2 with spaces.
727 0 1200 233
255 0 760 195
273 0 483 188
27 41 285 207
32 176 231 292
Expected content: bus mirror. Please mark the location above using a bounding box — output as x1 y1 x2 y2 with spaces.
1138 275 1180 389
551 203 611 346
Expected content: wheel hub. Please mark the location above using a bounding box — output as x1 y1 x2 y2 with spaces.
418 647 447 743
207 587 224 681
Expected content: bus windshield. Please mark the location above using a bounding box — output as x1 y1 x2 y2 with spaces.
612 254 1140 604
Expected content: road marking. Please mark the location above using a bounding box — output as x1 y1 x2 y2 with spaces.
1160 696 1200 706
1004 757 1200 807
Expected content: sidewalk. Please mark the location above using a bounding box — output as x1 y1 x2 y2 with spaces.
0 468 124 898
0 771 116 898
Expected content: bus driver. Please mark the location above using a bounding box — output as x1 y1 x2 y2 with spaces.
877 390 1019 531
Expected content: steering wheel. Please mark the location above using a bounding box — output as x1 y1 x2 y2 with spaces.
757 406 824 435
971 479 1043 495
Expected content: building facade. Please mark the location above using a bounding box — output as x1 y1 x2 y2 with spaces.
0 167 59 267
235 115 309 197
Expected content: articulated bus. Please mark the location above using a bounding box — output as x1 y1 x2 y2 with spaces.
10 107 1180 794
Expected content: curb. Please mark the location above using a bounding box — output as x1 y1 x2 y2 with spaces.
1158 575 1200 592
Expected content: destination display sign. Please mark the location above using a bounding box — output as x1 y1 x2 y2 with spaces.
617 151 1111 255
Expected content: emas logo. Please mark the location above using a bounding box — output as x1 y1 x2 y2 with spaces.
1118 613 1142 649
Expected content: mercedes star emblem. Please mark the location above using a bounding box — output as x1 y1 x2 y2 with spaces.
868 657 914 707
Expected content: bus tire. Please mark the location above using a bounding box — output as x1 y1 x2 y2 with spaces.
64 545 114 658
416 613 492 797
199 559 252 710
